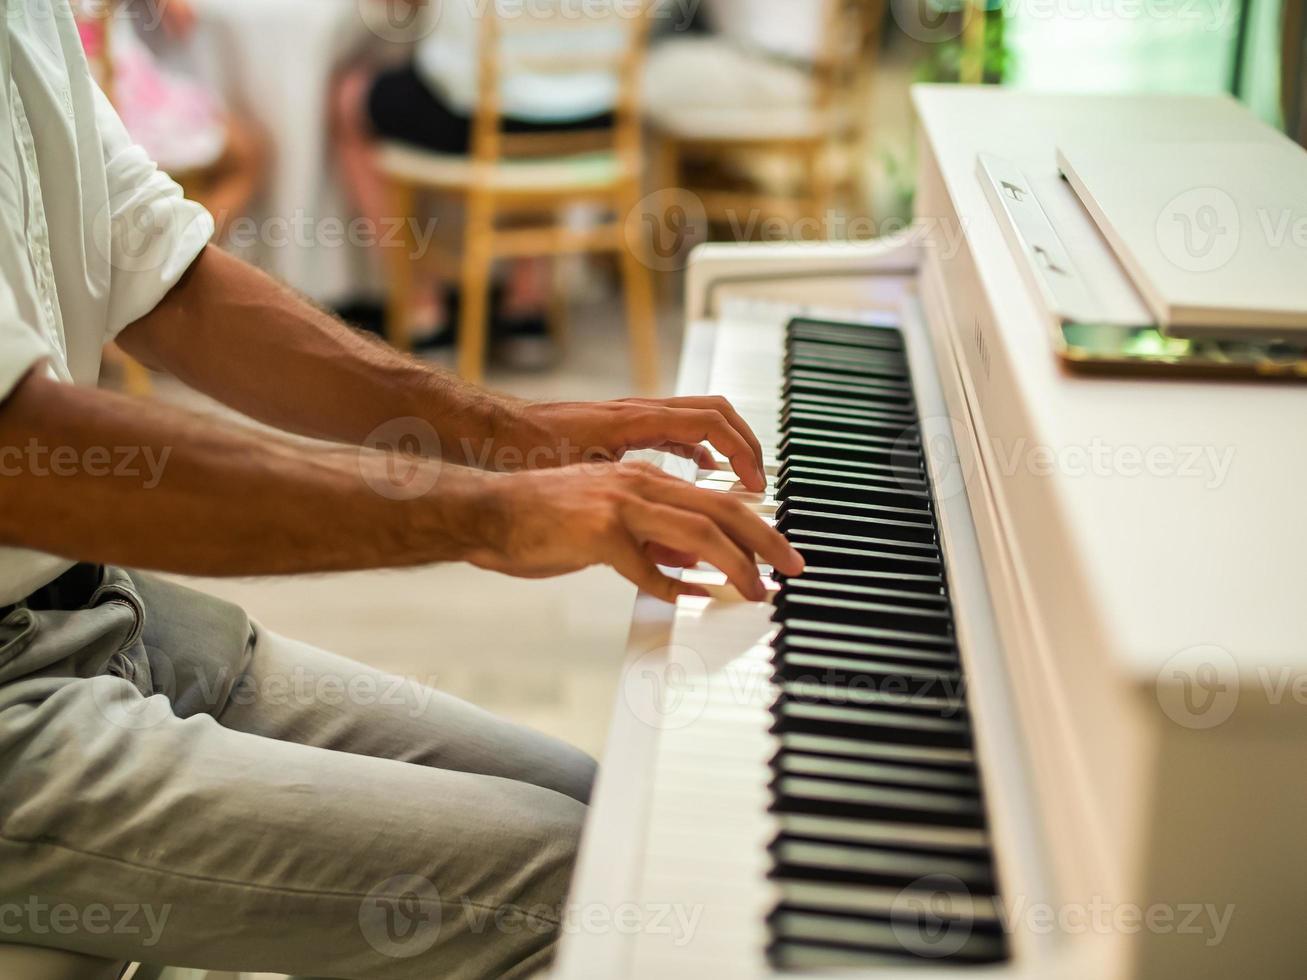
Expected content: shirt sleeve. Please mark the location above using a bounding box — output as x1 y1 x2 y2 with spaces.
0 274 53 405
91 85 215 341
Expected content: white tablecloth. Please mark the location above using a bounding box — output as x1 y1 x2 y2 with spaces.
173 0 382 302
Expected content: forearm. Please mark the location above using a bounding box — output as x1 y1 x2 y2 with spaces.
117 246 516 463
0 371 500 577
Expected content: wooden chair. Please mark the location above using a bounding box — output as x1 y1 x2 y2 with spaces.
1285 0 1305 146
81 0 239 398
651 0 885 234
79 1 155 397
377 3 659 391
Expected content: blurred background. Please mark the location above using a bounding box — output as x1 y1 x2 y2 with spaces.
82 0 1305 765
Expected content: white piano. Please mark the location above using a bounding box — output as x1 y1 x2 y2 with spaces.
555 87 1307 980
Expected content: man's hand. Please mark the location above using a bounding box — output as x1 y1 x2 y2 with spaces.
470 462 802 602
491 397 769 492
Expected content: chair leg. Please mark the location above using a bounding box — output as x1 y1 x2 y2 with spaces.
546 257 569 351
383 178 417 352
101 343 153 396
457 191 495 382
617 186 660 394
807 142 834 240
120 350 153 397
654 137 683 304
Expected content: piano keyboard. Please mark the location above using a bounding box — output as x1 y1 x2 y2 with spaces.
766 318 1008 969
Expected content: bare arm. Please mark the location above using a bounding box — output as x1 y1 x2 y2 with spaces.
0 371 802 599
116 245 511 462
118 247 769 488
0 370 489 577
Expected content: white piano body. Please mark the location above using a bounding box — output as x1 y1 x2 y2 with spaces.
554 87 1307 980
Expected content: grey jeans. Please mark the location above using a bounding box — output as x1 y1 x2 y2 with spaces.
0 568 596 979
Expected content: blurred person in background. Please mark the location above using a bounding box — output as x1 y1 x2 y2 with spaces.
334 0 624 366
0 0 801 975
643 0 835 195
645 0 833 115
76 0 265 239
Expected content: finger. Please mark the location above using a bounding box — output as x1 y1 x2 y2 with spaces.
645 543 700 568
623 501 766 601
662 396 765 477
636 409 765 492
647 480 804 576
655 442 718 470
609 534 708 603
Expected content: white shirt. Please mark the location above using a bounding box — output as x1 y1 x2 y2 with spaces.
0 0 213 605
415 0 623 123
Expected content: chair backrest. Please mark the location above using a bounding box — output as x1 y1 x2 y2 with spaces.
812 0 887 120
468 0 653 168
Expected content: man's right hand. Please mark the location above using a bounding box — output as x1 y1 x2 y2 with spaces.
467 462 804 603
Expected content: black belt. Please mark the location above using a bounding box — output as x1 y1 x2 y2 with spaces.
1 563 105 618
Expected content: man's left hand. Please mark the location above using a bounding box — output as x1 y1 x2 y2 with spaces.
489 398 768 492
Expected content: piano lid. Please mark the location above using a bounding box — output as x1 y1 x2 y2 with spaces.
912 86 1307 684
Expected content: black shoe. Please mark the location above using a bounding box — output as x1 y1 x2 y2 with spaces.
492 314 557 371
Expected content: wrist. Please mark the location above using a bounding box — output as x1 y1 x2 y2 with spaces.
486 400 558 471
403 465 510 568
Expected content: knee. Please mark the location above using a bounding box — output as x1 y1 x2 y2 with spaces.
544 740 597 806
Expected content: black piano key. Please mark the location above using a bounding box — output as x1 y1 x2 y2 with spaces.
788 539 942 577
768 661 967 705
775 812 987 850
784 377 916 407
770 912 1009 965
784 356 910 384
779 439 912 471
786 344 909 369
778 562 947 595
775 653 961 700
777 500 935 537
781 452 924 481
784 395 918 425
773 773 982 831
770 839 995 892
788 340 908 361
787 321 905 351
772 775 984 826
776 477 931 510
775 634 958 672
772 700 972 750
774 753 980 794
783 410 918 442
777 506 937 545
775 594 954 637
781 617 957 653
780 435 921 468
774 880 1002 925
787 321 906 346
777 681 964 718
780 576 948 610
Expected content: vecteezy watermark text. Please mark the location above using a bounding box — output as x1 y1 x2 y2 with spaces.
224 213 442 260
0 440 171 489
987 438 1235 490
0 898 172 948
